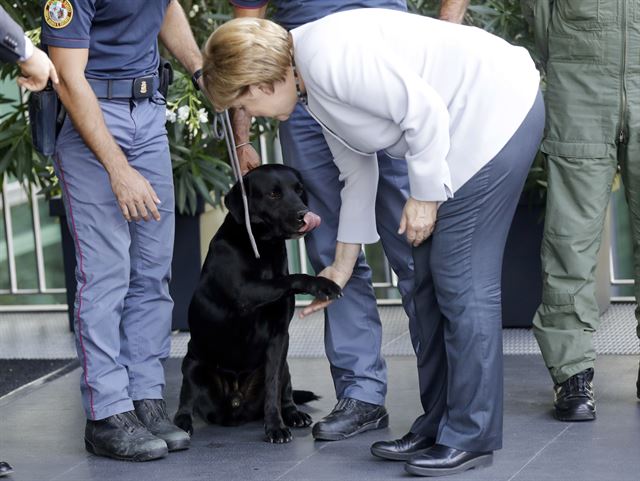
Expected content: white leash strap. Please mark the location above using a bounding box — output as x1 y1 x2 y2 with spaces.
216 110 261 259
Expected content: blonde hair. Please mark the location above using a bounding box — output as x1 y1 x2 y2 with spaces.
203 18 292 111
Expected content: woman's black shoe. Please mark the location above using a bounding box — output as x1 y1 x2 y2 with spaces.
405 444 493 477
370 432 435 461
0 461 13 477
553 368 596 421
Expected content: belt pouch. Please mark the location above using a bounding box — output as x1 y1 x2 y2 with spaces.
28 85 61 156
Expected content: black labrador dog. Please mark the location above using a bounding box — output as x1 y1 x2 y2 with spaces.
174 164 342 443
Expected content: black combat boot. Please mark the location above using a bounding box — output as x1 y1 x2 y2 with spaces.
134 399 190 451
554 368 596 422
312 398 388 441
85 411 168 461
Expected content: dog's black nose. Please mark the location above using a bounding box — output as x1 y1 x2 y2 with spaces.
297 210 309 222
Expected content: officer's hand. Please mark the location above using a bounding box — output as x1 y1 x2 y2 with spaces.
398 197 438 247
237 143 261 175
109 165 161 222
17 47 59 92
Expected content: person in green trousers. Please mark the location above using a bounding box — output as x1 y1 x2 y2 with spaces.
526 0 640 421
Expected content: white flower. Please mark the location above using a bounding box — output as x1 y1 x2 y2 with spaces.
177 105 190 121
197 108 208 124
193 4 199 13
165 110 177 123
202 133 207 140
189 10 195 18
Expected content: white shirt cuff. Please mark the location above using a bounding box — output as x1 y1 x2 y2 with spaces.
19 36 34 62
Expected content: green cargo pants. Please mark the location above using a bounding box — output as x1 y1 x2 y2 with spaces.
529 0 640 384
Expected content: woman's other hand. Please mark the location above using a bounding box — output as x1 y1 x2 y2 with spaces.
398 197 438 247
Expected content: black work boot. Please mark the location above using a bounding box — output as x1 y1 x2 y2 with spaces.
312 398 388 441
553 368 596 422
134 399 190 451
85 411 168 461
0 461 14 477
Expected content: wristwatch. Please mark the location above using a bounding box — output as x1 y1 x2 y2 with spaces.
191 68 203 90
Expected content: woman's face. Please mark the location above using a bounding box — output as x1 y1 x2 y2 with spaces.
231 67 298 121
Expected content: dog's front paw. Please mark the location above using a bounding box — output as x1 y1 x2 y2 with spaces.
283 408 312 428
265 424 292 444
306 277 342 301
174 412 194 436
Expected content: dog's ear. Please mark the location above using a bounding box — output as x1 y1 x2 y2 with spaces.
224 182 244 224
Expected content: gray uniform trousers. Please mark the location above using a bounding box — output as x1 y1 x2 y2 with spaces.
279 102 417 406
409 93 544 451
53 92 174 420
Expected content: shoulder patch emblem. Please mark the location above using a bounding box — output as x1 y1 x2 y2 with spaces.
44 0 74 29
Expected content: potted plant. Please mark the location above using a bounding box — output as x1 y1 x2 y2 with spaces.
0 0 235 330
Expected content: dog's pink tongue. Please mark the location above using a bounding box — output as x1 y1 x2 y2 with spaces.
299 211 321 233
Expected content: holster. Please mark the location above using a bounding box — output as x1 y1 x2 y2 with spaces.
158 57 174 99
28 83 65 157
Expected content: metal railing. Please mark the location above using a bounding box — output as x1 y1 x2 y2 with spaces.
0 179 67 311
0 177 401 312
7 135 634 312
4 172 636 312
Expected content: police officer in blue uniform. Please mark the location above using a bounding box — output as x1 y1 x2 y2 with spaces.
41 0 203 461
230 0 469 452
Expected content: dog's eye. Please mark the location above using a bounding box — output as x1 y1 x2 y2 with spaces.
269 191 281 200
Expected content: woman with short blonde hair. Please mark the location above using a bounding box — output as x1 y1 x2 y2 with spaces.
202 17 291 111
203 9 543 478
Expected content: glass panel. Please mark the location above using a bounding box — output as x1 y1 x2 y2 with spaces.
611 185 634 298
0 197 9 291
40 196 65 291
12 189 38 290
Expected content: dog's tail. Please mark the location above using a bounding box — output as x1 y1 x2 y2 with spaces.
292 390 321 405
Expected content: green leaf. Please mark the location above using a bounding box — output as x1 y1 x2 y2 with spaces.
193 176 215 205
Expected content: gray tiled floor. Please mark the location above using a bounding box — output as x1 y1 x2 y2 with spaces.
1 306 640 480
1 355 640 481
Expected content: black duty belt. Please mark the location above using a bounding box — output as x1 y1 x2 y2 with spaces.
87 75 160 99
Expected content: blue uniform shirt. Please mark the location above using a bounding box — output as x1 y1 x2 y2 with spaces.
231 0 407 30
41 0 171 80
